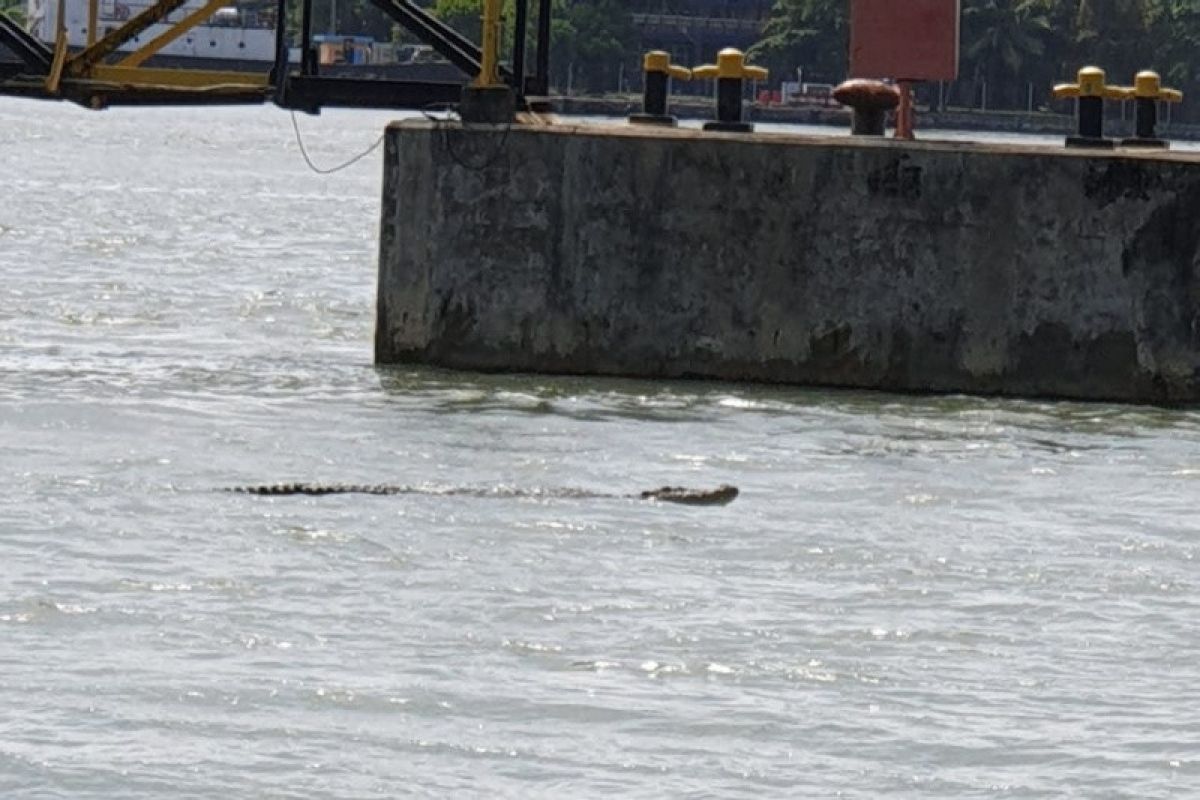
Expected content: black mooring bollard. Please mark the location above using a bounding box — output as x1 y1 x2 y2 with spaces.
692 48 768 133
629 51 691 127
1052 66 1127 150
1121 71 1183 149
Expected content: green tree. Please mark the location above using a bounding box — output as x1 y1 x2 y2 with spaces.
749 0 846 83
431 0 482 42
1 0 25 25
960 0 1055 107
744 0 1200 119
1072 0 1151 79
430 0 633 92
1145 0 1200 86
552 0 634 92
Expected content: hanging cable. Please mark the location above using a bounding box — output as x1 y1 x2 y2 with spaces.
417 104 514 172
289 109 385 175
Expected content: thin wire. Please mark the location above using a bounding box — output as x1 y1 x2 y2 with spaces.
290 109 385 175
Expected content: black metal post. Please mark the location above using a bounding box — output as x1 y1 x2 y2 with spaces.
716 78 741 123
512 0 528 96
1135 97 1157 139
1066 95 1112 149
1078 96 1102 139
644 71 668 116
703 77 752 132
1121 96 1169 148
1070 95 1113 148
270 0 288 89
533 0 551 95
629 69 676 125
300 0 315 76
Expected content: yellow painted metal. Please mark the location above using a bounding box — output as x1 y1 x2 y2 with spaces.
90 64 269 88
1126 70 1183 103
118 0 226 68
45 0 68 93
87 0 98 45
30 0 266 105
691 48 767 82
643 50 690 81
1053 66 1128 100
69 0 190 75
45 35 69 92
472 0 502 88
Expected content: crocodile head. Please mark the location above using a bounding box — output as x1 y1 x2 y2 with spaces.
639 485 739 506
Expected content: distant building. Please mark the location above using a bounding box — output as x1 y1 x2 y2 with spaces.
628 0 772 68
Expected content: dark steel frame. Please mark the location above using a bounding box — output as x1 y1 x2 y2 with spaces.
2 0 554 112
0 12 52 75
532 0 550 95
273 0 552 113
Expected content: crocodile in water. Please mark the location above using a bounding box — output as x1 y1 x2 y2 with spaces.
223 483 739 506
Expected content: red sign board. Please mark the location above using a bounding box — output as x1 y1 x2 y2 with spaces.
850 0 960 81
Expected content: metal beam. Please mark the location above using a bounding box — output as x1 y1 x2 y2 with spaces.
86 0 98 45
90 64 268 88
45 20 69 92
512 0 528 96
300 0 315 75
69 0 190 75
281 75 462 110
72 83 268 107
117 0 227 67
473 0 500 87
366 0 513 81
0 13 53 73
534 0 551 95
270 0 287 89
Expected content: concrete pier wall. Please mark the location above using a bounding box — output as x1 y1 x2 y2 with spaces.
376 121 1200 403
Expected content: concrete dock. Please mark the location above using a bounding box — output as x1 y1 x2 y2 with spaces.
376 121 1200 403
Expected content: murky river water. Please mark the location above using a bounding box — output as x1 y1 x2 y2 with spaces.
1 100 1199 797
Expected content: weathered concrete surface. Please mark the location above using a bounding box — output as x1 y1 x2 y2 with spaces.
376 121 1200 403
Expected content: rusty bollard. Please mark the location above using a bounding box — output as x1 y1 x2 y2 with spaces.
833 79 900 136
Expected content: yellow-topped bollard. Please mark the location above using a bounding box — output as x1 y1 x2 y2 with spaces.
1052 66 1127 149
1120 70 1183 149
1052 66 1127 101
629 51 691 127
692 48 769 82
692 48 768 133
645 51 692 81
1132 70 1183 103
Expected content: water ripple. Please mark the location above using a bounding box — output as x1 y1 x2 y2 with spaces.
2 99 1199 798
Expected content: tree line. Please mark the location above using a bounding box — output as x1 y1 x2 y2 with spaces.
752 0 1200 117
429 0 632 93
2 0 25 24
421 0 1200 117
7 0 1194 119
